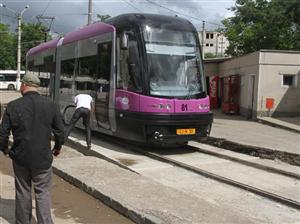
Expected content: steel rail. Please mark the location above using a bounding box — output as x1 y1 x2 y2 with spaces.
189 143 300 180
127 146 300 210
66 131 300 210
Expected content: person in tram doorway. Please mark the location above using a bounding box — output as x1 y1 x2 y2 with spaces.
64 93 94 149
0 73 65 224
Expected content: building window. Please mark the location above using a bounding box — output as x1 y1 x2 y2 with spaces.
282 74 297 87
210 33 214 39
210 43 214 47
206 43 209 46
206 33 209 39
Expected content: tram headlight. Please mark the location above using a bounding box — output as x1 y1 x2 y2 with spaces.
152 103 172 110
166 104 171 110
121 97 129 105
199 103 209 110
121 97 129 110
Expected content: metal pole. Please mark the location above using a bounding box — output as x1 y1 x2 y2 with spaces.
16 14 22 90
201 20 205 59
215 33 219 57
88 0 92 25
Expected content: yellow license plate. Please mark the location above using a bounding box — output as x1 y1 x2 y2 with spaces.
176 128 196 135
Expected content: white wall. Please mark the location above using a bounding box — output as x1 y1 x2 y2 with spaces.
258 51 300 116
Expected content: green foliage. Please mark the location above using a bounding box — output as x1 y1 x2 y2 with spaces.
0 22 50 70
205 53 216 58
20 23 50 69
0 23 15 70
222 0 300 56
97 14 111 22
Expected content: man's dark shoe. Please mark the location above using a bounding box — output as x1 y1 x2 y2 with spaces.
87 145 91 150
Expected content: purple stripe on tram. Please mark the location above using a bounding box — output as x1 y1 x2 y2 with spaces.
115 89 210 113
62 22 116 45
27 38 60 56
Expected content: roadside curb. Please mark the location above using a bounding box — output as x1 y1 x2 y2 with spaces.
202 137 300 166
257 118 300 134
52 165 159 224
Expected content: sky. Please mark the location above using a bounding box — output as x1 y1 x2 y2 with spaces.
0 0 236 36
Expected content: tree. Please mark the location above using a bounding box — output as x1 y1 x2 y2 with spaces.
97 14 111 22
222 0 300 56
20 23 50 69
0 23 15 70
0 22 50 70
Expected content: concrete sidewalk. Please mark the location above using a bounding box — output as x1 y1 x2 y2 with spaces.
257 116 300 133
51 145 299 224
210 110 300 155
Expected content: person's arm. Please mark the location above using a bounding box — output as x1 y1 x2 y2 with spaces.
74 95 78 106
0 108 11 156
90 96 95 114
52 105 65 156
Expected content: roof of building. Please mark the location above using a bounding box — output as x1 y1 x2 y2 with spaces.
204 57 231 63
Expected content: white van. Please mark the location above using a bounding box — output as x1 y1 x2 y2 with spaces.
0 70 25 90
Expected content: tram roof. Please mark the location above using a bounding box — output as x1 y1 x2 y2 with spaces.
62 22 115 45
27 38 60 57
27 22 115 57
106 13 195 32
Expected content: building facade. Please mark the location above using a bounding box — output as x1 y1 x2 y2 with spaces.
204 50 300 118
198 31 229 57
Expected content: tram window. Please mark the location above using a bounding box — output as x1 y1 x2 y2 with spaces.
37 55 55 96
27 60 39 77
77 55 97 91
60 59 75 90
44 55 55 73
98 42 112 81
117 36 142 92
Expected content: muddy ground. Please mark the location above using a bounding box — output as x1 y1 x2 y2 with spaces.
0 154 133 224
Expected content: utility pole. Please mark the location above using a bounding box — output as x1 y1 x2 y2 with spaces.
0 4 30 90
17 13 22 90
88 0 92 25
36 15 55 42
201 20 205 59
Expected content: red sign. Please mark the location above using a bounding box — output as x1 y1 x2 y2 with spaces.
266 98 274 109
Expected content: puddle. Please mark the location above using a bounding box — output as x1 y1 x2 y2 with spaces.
117 158 138 166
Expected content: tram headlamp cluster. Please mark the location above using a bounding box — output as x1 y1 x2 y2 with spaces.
152 103 172 110
156 103 172 110
199 103 209 110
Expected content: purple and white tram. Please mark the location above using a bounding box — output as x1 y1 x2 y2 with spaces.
26 13 213 146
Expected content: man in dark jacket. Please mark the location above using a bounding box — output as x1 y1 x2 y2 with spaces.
0 73 65 224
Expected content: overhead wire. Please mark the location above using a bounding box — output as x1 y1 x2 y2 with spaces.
41 0 53 16
122 0 143 13
143 0 224 28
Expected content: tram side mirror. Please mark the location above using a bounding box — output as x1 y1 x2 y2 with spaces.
121 32 129 49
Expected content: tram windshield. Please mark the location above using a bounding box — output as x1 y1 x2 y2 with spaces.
144 26 205 98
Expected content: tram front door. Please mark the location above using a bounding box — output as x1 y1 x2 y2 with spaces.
94 42 112 129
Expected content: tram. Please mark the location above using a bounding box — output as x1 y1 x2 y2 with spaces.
26 13 213 146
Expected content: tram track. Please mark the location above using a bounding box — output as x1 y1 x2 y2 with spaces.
125 145 300 210
66 130 300 210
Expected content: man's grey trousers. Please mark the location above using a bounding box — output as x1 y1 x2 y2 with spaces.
13 161 53 224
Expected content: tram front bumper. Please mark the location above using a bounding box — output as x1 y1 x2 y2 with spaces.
116 111 213 143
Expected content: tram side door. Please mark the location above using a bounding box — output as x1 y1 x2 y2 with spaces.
94 42 112 129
